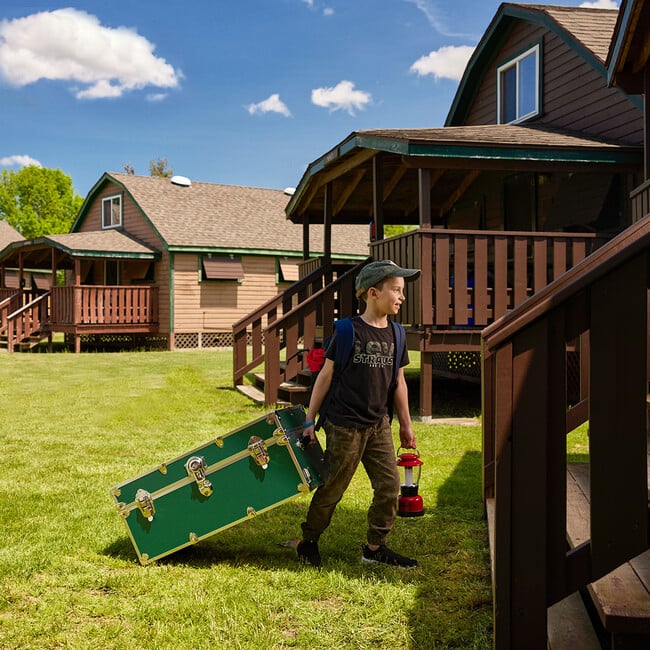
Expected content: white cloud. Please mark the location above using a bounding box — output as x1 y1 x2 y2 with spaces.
0 154 42 168
0 8 181 99
323 8 334 16
147 92 168 102
311 80 371 115
579 0 618 7
410 45 475 81
246 93 292 117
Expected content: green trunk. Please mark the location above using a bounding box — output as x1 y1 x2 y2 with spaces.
110 406 325 565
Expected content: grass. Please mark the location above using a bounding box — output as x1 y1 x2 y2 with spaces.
0 349 492 649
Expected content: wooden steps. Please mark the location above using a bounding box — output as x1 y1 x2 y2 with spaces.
485 497 602 650
237 368 313 407
566 462 650 649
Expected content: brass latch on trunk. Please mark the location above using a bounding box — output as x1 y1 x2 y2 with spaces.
185 456 213 497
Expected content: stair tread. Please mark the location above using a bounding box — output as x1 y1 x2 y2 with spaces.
235 384 265 404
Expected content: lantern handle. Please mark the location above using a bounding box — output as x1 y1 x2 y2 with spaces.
397 447 421 458
397 446 420 460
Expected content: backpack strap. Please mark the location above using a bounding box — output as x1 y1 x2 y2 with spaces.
315 317 354 431
387 321 406 422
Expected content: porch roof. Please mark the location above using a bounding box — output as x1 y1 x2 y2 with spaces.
286 124 642 224
0 229 160 269
606 0 649 93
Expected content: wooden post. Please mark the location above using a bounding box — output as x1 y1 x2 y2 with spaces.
418 168 432 228
372 155 384 241
323 182 332 265
303 220 310 260
74 259 81 353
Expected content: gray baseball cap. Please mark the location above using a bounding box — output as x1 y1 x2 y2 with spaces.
355 260 420 298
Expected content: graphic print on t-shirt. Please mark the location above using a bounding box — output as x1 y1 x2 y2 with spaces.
352 338 395 369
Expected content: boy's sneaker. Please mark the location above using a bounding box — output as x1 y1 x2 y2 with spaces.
296 540 321 568
361 544 418 568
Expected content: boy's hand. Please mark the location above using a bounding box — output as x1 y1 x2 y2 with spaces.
302 421 317 445
399 426 416 449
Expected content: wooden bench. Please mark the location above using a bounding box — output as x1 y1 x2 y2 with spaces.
567 463 650 650
485 498 601 649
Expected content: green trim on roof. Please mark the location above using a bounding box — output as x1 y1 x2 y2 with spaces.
166 245 365 260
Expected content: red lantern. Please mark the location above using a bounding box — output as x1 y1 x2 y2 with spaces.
396 449 424 517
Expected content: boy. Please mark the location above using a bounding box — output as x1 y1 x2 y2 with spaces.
297 260 420 568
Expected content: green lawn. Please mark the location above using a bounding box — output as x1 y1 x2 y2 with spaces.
0 350 492 649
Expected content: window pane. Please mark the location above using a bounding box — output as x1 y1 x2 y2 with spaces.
500 66 517 123
518 51 537 118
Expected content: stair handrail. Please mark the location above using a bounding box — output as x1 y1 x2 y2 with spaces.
232 260 339 386
482 215 650 647
262 261 365 406
6 291 51 352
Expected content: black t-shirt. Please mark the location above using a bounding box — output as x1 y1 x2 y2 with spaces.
324 316 409 428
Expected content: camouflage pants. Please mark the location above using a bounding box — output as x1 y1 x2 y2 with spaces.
301 415 400 546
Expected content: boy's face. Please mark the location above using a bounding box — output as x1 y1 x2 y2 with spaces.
368 276 406 315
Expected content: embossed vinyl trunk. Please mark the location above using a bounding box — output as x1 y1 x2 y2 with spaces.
110 407 325 565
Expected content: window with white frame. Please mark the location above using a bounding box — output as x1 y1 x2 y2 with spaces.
497 44 540 124
102 195 122 229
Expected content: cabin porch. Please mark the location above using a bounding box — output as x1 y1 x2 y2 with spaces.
0 284 159 352
232 226 606 416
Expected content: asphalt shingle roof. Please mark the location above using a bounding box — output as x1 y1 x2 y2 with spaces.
105 173 369 257
524 4 618 63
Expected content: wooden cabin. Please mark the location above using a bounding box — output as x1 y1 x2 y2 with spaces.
482 1 650 648
0 173 367 352
233 2 644 419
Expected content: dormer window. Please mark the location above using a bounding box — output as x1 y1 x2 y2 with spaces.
102 195 122 229
497 43 540 124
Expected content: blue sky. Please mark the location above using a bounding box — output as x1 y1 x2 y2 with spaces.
0 0 618 197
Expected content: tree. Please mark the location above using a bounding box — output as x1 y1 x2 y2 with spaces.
149 157 173 178
0 166 83 239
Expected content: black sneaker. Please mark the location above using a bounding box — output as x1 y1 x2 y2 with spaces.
296 540 321 568
361 544 418 568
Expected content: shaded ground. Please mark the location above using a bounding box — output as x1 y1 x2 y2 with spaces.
406 374 482 419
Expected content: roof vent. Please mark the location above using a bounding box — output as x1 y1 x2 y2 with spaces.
283 187 296 196
171 175 192 187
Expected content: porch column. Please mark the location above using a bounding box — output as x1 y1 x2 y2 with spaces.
302 220 310 260
372 155 384 241
323 181 332 264
50 248 57 288
18 251 25 289
645 64 650 181
418 168 432 228
74 258 81 353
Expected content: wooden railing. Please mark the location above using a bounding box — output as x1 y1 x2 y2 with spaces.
6 292 50 352
232 261 365 394
481 217 650 648
261 265 360 406
370 228 608 327
1 290 43 337
49 285 158 326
